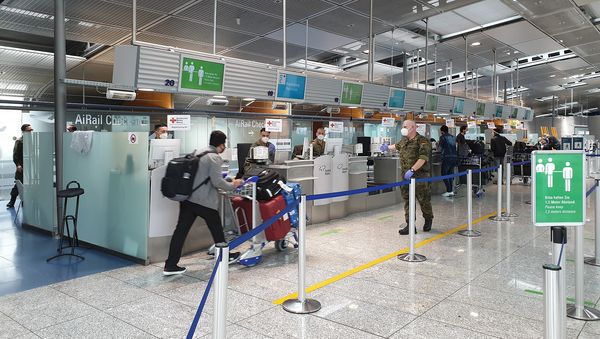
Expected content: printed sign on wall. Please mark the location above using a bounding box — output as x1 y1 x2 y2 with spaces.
381 117 395 127
328 121 344 133
167 115 191 131
265 118 283 132
178 55 225 94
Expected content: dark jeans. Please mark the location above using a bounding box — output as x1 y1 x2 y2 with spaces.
8 184 18 205
441 158 457 193
165 200 226 268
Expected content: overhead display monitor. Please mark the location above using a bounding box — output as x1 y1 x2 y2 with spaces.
275 71 306 101
340 81 364 106
424 93 439 112
510 107 519 119
494 105 503 118
524 108 533 121
388 88 406 109
178 54 226 94
475 101 485 116
453 98 465 115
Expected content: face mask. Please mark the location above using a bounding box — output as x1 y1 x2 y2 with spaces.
401 128 409 137
261 137 269 144
159 133 168 139
317 134 325 141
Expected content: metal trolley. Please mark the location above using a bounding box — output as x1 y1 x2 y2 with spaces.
512 152 532 184
458 155 486 197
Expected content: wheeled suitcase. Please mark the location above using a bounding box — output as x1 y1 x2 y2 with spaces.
281 182 301 228
230 196 253 234
259 195 292 242
243 168 286 201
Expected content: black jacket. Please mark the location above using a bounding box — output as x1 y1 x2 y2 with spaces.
490 134 512 157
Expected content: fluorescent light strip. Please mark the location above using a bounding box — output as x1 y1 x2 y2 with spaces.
440 15 522 40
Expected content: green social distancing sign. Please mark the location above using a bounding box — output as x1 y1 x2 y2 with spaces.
179 55 225 94
532 151 585 226
340 81 363 105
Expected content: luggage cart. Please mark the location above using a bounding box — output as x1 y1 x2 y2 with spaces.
512 152 532 185
458 155 486 197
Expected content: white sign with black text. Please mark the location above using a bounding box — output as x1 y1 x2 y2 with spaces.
328 121 344 133
265 118 283 133
167 115 191 131
381 117 395 127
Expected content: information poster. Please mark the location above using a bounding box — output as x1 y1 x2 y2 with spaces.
331 154 349 203
467 121 477 129
446 119 455 128
313 156 332 206
382 117 395 127
388 88 406 109
340 81 363 105
276 71 306 101
167 115 191 131
495 105 503 118
416 123 427 135
178 55 225 94
265 118 283 132
573 137 584 150
532 151 585 226
424 94 439 112
328 121 344 133
453 98 464 114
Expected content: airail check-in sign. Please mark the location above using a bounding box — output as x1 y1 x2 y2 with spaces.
532 150 585 226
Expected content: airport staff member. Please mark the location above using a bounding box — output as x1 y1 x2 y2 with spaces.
7 124 33 209
243 128 275 174
311 128 326 157
149 124 169 140
456 125 469 158
164 131 243 275
381 120 433 234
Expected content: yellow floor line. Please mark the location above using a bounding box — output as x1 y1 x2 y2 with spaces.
272 209 502 305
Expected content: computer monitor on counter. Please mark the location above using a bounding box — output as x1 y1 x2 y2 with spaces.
149 139 181 169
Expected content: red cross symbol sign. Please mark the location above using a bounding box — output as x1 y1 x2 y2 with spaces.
267 120 273 126
170 117 177 124
330 123 335 128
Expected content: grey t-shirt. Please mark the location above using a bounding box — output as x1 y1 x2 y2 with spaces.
187 146 234 210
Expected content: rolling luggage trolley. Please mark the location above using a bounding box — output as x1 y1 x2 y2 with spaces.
458 155 485 197
512 152 532 184
224 179 298 267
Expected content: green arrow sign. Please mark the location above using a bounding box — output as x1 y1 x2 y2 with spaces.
532 151 585 226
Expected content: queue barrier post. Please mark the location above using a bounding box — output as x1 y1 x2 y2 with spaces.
282 195 321 314
503 163 517 217
585 179 600 267
490 164 509 221
459 170 481 237
551 226 567 332
567 225 600 320
212 243 229 339
544 263 566 339
398 178 426 262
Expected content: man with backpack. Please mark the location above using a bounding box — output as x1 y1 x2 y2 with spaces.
163 130 243 275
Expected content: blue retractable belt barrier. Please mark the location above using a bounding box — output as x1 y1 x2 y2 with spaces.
415 171 468 183
228 199 300 250
586 154 600 157
471 166 499 174
187 253 222 339
306 180 410 201
511 161 531 166
586 184 597 198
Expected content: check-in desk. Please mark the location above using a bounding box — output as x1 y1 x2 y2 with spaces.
429 151 446 195
371 157 403 209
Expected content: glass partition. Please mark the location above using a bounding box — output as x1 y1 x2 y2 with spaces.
174 115 210 154
22 132 56 232
63 132 149 260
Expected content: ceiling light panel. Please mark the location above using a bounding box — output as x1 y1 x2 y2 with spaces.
483 21 547 45
452 0 518 26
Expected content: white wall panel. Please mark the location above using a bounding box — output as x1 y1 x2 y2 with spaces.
305 76 341 105
362 83 389 109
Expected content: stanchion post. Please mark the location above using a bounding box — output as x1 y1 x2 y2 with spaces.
459 170 481 237
567 225 600 320
282 196 321 314
585 179 600 267
490 165 509 221
503 163 517 217
544 263 565 339
398 178 426 262
550 226 567 331
212 243 229 339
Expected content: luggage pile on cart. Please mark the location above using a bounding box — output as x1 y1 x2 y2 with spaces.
224 168 300 267
511 142 534 184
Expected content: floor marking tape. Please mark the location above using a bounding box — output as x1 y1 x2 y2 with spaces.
272 209 500 305
524 289 596 307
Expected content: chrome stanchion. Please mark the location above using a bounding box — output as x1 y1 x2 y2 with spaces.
212 243 229 339
567 225 600 320
398 178 427 262
544 263 566 339
283 195 321 314
551 226 567 331
585 179 600 267
503 164 517 217
459 170 480 237
490 165 509 221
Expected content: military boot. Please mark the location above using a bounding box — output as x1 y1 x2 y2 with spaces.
423 218 433 232
399 219 417 235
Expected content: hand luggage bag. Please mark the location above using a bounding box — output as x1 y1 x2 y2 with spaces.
230 196 253 234
281 182 301 228
243 168 286 201
259 195 291 242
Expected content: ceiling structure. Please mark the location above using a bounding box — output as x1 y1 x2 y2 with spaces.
0 0 598 117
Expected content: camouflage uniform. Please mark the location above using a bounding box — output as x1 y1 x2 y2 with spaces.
395 133 433 222
311 139 326 157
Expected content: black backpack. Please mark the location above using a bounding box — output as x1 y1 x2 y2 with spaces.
161 150 216 201
243 167 286 201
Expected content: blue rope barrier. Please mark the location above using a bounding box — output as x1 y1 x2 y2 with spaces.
306 180 410 201
587 184 597 198
472 166 499 174
415 171 468 183
511 161 531 166
187 252 222 339
586 154 600 157
228 199 300 250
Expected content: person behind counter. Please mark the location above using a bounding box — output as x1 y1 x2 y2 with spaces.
439 125 457 197
456 125 469 158
243 128 275 174
311 127 326 157
149 124 169 140
164 130 243 275
7 124 33 209
380 119 433 234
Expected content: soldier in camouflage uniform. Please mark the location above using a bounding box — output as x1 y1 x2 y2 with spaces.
382 120 433 234
310 127 326 157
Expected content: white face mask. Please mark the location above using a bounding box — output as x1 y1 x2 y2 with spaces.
401 128 409 137
317 134 325 141
159 133 168 139
261 137 269 144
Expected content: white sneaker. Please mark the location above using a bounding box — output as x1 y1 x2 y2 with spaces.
441 192 455 197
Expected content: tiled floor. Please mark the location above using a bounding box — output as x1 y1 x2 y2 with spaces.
1 181 599 338
0 201 134 296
